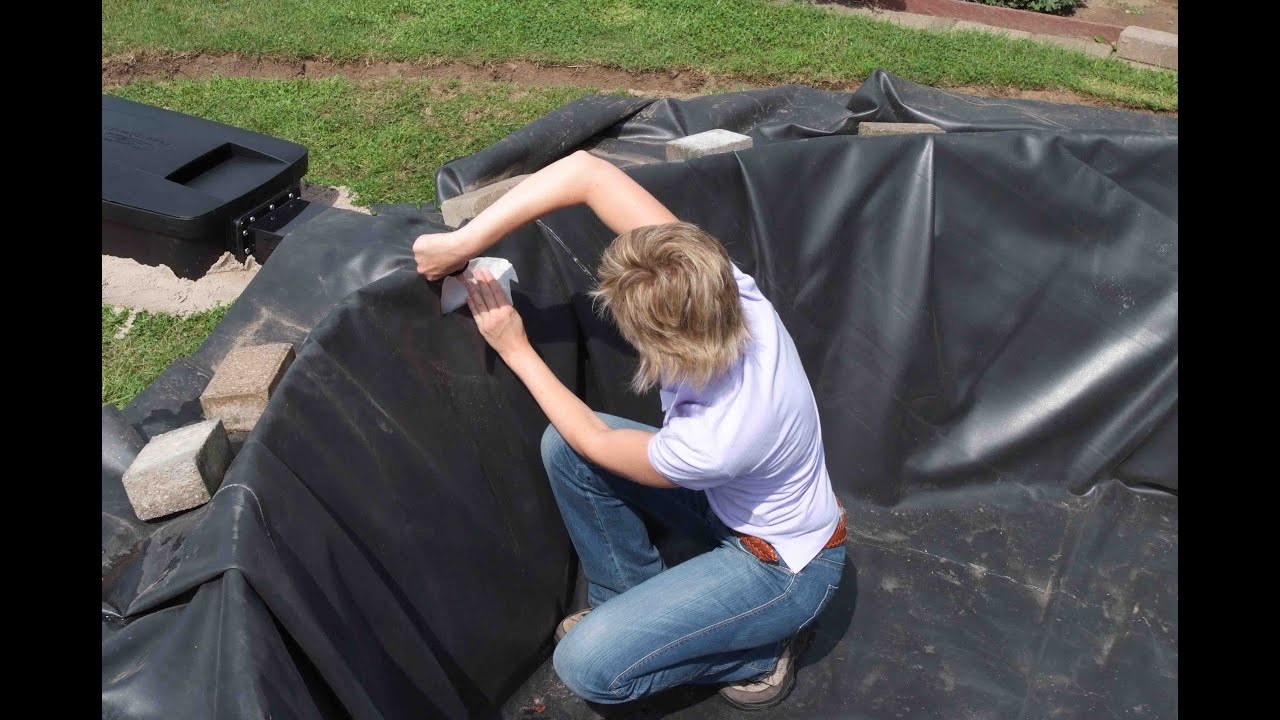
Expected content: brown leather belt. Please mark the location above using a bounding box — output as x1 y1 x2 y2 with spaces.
736 506 847 565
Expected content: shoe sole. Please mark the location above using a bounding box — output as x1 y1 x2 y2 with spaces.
718 630 812 711
554 609 591 645
718 669 796 711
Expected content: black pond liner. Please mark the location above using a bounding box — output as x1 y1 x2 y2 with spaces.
102 71 1176 719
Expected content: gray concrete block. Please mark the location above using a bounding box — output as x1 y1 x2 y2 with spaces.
665 129 754 161
880 11 956 32
123 420 232 521
1117 26 1177 70
201 343 296 433
953 20 1032 40
1033 34 1114 59
859 122 944 137
441 174 532 228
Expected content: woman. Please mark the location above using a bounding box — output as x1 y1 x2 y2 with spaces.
414 150 844 710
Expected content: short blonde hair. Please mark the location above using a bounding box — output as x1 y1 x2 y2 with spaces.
592 222 749 394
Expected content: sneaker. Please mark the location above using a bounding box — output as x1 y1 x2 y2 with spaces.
718 631 812 710
554 608 592 644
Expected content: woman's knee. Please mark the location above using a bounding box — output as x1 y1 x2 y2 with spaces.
541 414 644 464
540 417 619 480
553 620 629 704
540 422 569 469
541 415 638 493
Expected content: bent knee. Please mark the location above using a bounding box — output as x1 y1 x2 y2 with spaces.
553 628 627 704
540 423 569 466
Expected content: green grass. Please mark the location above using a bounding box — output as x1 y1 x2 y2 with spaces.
103 305 229 407
101 0 1176 111
111 77 600 205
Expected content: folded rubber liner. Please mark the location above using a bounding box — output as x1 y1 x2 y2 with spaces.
102 71 1177 719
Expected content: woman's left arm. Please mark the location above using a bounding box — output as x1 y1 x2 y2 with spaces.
465 269 676 489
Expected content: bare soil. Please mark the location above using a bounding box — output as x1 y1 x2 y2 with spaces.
101 52 1174 114
104 53 727 97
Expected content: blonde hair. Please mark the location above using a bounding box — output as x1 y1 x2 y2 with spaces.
592 222 749 394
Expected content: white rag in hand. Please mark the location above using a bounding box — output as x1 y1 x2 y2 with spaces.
440 257 519 314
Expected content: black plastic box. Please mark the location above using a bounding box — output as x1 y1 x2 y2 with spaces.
102 96 309 279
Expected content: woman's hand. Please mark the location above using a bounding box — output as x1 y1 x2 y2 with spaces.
466 268 530 358
413 231 469 280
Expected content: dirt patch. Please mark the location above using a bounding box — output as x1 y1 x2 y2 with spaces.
1075 0 1177 35
941 83 1149 109
101 52 1173 114
103 183 367 314
103 52 728 96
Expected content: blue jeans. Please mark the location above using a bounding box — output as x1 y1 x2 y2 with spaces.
542 413 846 705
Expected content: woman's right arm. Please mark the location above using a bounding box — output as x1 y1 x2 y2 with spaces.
413 150 677 279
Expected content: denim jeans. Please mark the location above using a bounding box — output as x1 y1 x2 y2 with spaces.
543 413 846 705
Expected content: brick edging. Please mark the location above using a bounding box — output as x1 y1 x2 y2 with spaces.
857 0 1126 42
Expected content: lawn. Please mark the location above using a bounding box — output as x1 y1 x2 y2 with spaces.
102 0 1176 111
103 305 229 407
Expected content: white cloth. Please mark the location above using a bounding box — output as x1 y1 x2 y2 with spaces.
440 257 519 314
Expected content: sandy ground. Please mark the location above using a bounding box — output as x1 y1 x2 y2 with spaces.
103 252 262 317
299 182 371 215
102 183 370 318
